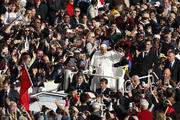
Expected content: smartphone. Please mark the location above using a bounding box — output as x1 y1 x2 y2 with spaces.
105 40 109 47
129 102 134 108
142 88 145 94
151 84 155 91
67 29 72 33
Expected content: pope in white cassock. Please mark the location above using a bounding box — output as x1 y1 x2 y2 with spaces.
89 44 124 91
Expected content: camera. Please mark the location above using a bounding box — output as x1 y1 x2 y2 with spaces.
65 49 71 56
40 112 44 116
77 89 82 96
23 112 27 116
77 89 82 93
109 91 116 98
101 104 106 110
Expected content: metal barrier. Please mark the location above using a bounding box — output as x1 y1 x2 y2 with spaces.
70 66 126 91
124 74 155 93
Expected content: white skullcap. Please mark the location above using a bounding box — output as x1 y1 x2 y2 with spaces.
153 34 160 39
100 44 107 48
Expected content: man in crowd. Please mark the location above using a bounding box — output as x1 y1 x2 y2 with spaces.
135 40 158 78
70 7 81 29
96 78 112 96
0 79 19 109
165 50 180 83
0 44 8 71
69 72 89 93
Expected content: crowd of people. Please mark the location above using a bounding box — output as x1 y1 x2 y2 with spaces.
0 0 180 119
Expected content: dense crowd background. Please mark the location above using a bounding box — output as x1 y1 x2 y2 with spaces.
0 0 180 119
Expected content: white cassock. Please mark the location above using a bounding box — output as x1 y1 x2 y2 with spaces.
89 50 124 91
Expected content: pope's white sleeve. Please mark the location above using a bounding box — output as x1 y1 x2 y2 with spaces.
89 53 95 72
111 51 124 63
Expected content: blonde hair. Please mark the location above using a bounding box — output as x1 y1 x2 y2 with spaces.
155 110 166 120
8 3 17 12
86 32 95 43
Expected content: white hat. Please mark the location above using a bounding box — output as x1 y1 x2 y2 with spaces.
153 34 160 39
154 1 160 7
100 44 107 48
74 49 80 53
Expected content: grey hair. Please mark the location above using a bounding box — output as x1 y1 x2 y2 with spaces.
19 116 28 120
140 99 149 110
92 102 101 111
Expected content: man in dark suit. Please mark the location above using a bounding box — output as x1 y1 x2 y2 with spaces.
135 40 158 77
69 72 90 92
70 7 81 29
47 0 66 25
0 79 19 109
165 50 180 83
96 78 112 97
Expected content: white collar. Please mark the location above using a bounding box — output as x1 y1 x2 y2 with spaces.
101 88 106 92
171 60 175 66
144 50 149 53
6 88 10 95
77 82 82 86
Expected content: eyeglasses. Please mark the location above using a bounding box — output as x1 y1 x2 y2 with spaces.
25 30 29 32
75 11 80 13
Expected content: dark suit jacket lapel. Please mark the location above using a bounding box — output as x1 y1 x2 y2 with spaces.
8 89 12 99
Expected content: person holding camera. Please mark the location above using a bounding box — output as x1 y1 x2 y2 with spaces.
135 99 153 120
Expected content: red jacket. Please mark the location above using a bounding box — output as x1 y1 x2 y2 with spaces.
65 3 73 16
136 110 153 120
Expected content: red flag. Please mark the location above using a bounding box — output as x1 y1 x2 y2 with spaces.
99 0 104 4
19 64 32 111
166 107 175 114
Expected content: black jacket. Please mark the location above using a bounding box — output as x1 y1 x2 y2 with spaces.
69 81 90 92
70 15 80 29
96 88 112 97
165 58 180 83
0 88 19 108
135 48 158 77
